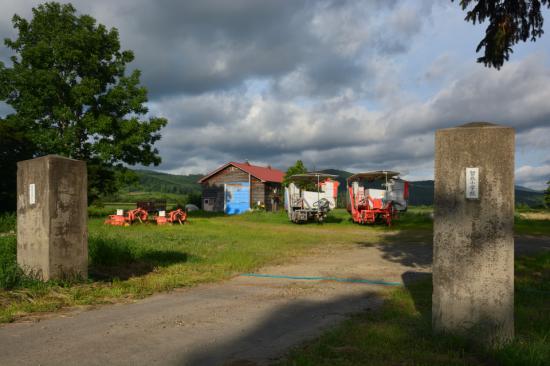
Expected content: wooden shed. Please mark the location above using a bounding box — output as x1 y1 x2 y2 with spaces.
198 162 284 214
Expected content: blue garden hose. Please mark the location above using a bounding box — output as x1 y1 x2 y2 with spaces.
240 273 550 294
240 273 402 286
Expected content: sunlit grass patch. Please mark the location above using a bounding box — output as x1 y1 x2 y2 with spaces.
0 211 381 322
515 215 550 236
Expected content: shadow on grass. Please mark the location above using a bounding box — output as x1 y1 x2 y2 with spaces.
89 250 189 281
323 215 345 224
401 271 433 318
187 210 228 218
402 255 550 366
88 237 189 281
354 229 433 269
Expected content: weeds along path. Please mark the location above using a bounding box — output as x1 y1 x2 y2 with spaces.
0 211 547 365
0 222 436 366
0 213 384 323
3 234 542 366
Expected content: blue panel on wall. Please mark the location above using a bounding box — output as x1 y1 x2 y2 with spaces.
225 182 250 215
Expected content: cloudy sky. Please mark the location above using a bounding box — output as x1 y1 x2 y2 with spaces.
1 0 549 189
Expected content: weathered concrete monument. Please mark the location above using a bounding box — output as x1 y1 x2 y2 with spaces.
433 122 515 347
17 155 88 280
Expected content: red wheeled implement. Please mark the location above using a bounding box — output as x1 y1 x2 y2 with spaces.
347 171 409 226
154 209 187 225
104 208 149 226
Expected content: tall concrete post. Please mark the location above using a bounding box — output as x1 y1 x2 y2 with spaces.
433 122 514 347
17 155 88 280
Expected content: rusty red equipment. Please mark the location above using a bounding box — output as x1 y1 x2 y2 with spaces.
104 208 149 226
347 171 409 226
154 209 187 225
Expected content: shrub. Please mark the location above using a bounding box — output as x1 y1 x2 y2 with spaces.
0 236 23 289
88 205 117 218
0 212 16 233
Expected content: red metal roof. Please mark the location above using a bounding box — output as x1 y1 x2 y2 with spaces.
199 162 284 183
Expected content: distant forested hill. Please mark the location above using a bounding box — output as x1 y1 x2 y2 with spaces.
320 170 544 207
407 180 544 207
128 170 202 195
320 169 352 190
122 169 543 207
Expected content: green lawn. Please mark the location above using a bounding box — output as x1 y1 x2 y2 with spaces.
0 207 548 326
281 251 550 366
0 210 384 323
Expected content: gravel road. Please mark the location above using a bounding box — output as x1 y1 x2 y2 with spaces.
0 235 547 366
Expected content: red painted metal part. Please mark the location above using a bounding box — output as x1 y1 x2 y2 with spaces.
104 214 127 226
348 186 397 226
104 208 149 226
155 209 187 225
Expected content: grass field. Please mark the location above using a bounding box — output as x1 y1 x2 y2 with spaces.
0 206 548 341
281 251 550 366
1 209 390 323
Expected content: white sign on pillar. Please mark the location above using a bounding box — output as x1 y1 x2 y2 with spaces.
465 167 479 199
29 183 36 205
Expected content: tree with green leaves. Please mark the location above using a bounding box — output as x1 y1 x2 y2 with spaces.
0 2 166 203
283 160 308 186
455 0 550 69
0 119 35 212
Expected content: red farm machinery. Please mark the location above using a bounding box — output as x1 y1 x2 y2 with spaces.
104 208 149 226
347 171 409 226
153 208 187 225
104 200 188 226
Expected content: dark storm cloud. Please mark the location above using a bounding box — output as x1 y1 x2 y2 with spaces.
84 0 426 99
112 0 319 97
153 54 550 179
1 1 548 188
0 0 431 99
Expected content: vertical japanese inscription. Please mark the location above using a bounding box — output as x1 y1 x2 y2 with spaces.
29 183 36 205
465 167 479 199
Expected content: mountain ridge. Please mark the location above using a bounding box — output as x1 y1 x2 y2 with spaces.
128 168 545 207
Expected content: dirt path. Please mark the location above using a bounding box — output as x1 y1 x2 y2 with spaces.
0 236 547 366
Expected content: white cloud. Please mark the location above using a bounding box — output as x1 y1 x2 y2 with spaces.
1 0 549 189
516 165 550 190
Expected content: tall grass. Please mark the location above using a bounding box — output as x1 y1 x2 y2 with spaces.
515 215 550 236
1 208 548 326
0 212 381 322
0 236 23 289
88 237 136 266
0 213 16 233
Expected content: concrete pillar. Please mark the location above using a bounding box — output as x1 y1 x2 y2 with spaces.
433 122 514 347
17 155 87 280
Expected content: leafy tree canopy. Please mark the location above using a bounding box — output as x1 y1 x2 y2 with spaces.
283 160 308 186
0 2 167 202
456 0 550 68
0 118 35 211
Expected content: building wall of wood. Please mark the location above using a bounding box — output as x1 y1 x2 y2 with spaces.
250 177 264 208
201 165 282 212
264 182 282 212
201 185 225 212
201 165 248 212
